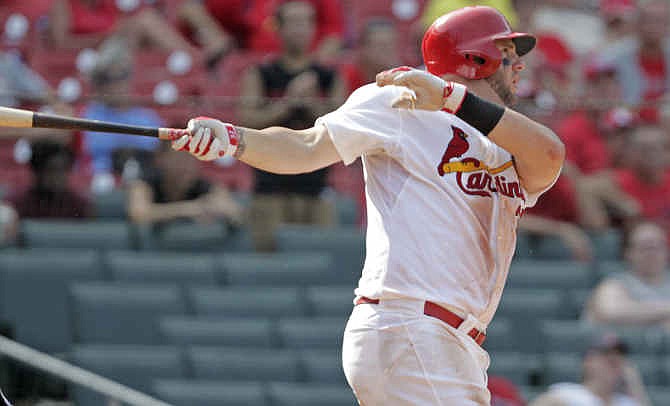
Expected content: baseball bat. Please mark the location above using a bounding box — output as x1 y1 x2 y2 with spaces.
0 106 189 141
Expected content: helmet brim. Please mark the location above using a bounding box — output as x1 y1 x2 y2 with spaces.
496 32 536 57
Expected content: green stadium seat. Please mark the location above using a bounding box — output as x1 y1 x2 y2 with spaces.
275 225 365 282
93 189 127 219
596 260 626 278
105 251 217 285
564 289 591 319
188 286 306 318
531 235 574 260
589 229 622 260
21 220 132 250
482 317 517 352
70 345 184 405
540 321 596 354
0 249 102 353
153 380 267 406
647 386 670 406
507 261 593 290
305 286 355 317
488 352 542 387
159 317 276 348
497 289 565 320
334 194 359 226
544 352 582 385
278 317 346 350
219 252 336 286
541 320 666 356
629 356 662 386
137 222 230 252
268 382 357 406
70 283 185 344
187 346 299 382
300 350 345 384
514 231 532 259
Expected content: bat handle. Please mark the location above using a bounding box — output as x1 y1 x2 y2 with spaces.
157 128 190 141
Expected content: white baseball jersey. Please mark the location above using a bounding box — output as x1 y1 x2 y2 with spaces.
317 84 555 326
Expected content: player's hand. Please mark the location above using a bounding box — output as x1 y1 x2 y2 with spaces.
171 117 239 161
376 66 467 113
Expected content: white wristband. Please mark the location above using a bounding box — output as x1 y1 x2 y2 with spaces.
222 123 239 157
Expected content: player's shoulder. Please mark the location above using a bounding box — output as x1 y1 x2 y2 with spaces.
342 83 405 110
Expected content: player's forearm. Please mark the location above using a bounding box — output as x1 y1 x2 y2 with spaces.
234 125 339 174
488 108 565 194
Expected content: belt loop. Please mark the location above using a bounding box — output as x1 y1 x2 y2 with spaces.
458 314 482 335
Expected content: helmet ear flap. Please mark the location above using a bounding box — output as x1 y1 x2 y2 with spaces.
464 53 486 66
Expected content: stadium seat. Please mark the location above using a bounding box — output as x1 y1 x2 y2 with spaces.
544 352 582 385
219 252 337 286
70 283 185 344
506 261 594 290
487 352 542 387
105 251 217 286
278 317 346 350
530 235 575 260
153 380 267 406
564 289 591 319
648 386 670 406
305 286 355 317
275 225 365 282
540 321 596 359
589 229 622 260
629 356 662 386
0 249 102 353
21 220 133 250
159 316 276 348
482 317 516 353
595 260 626 278
188 286 306 318
268 382 357 406
70 344 184 405
139 221 230 252
334 194 359 226
93 189 127 219
300 350 346 384
187 346 299 382
497 289 565 320
540 320 666 356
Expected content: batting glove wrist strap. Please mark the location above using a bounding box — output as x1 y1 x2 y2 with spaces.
441 81 468 114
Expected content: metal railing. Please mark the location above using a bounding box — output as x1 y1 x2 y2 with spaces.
0 335 172 406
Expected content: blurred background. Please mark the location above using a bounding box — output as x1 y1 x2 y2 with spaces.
0 0 669 405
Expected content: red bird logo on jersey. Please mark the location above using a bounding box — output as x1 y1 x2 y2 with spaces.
437 126 470 176
436 125 526 202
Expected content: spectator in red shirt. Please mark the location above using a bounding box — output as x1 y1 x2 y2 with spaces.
604 0 670 115
341 18 400 94
614 125 670 225
50 0 196 53
7 139 91 219
179 0 344 66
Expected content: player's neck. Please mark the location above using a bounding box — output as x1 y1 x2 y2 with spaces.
441 74 504 105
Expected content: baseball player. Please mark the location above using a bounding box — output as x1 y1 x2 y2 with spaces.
171 6 564 405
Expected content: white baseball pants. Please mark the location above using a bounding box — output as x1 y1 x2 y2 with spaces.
342 298 491 406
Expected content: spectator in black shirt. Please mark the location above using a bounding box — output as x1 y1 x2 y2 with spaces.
127 142 244 227
238 0 346 251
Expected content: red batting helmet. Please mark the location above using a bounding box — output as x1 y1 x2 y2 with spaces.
422 6 536 79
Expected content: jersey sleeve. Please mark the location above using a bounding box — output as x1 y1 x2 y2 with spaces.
316 84 404 165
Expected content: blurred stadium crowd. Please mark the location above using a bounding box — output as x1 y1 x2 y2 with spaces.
0 0 669 405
